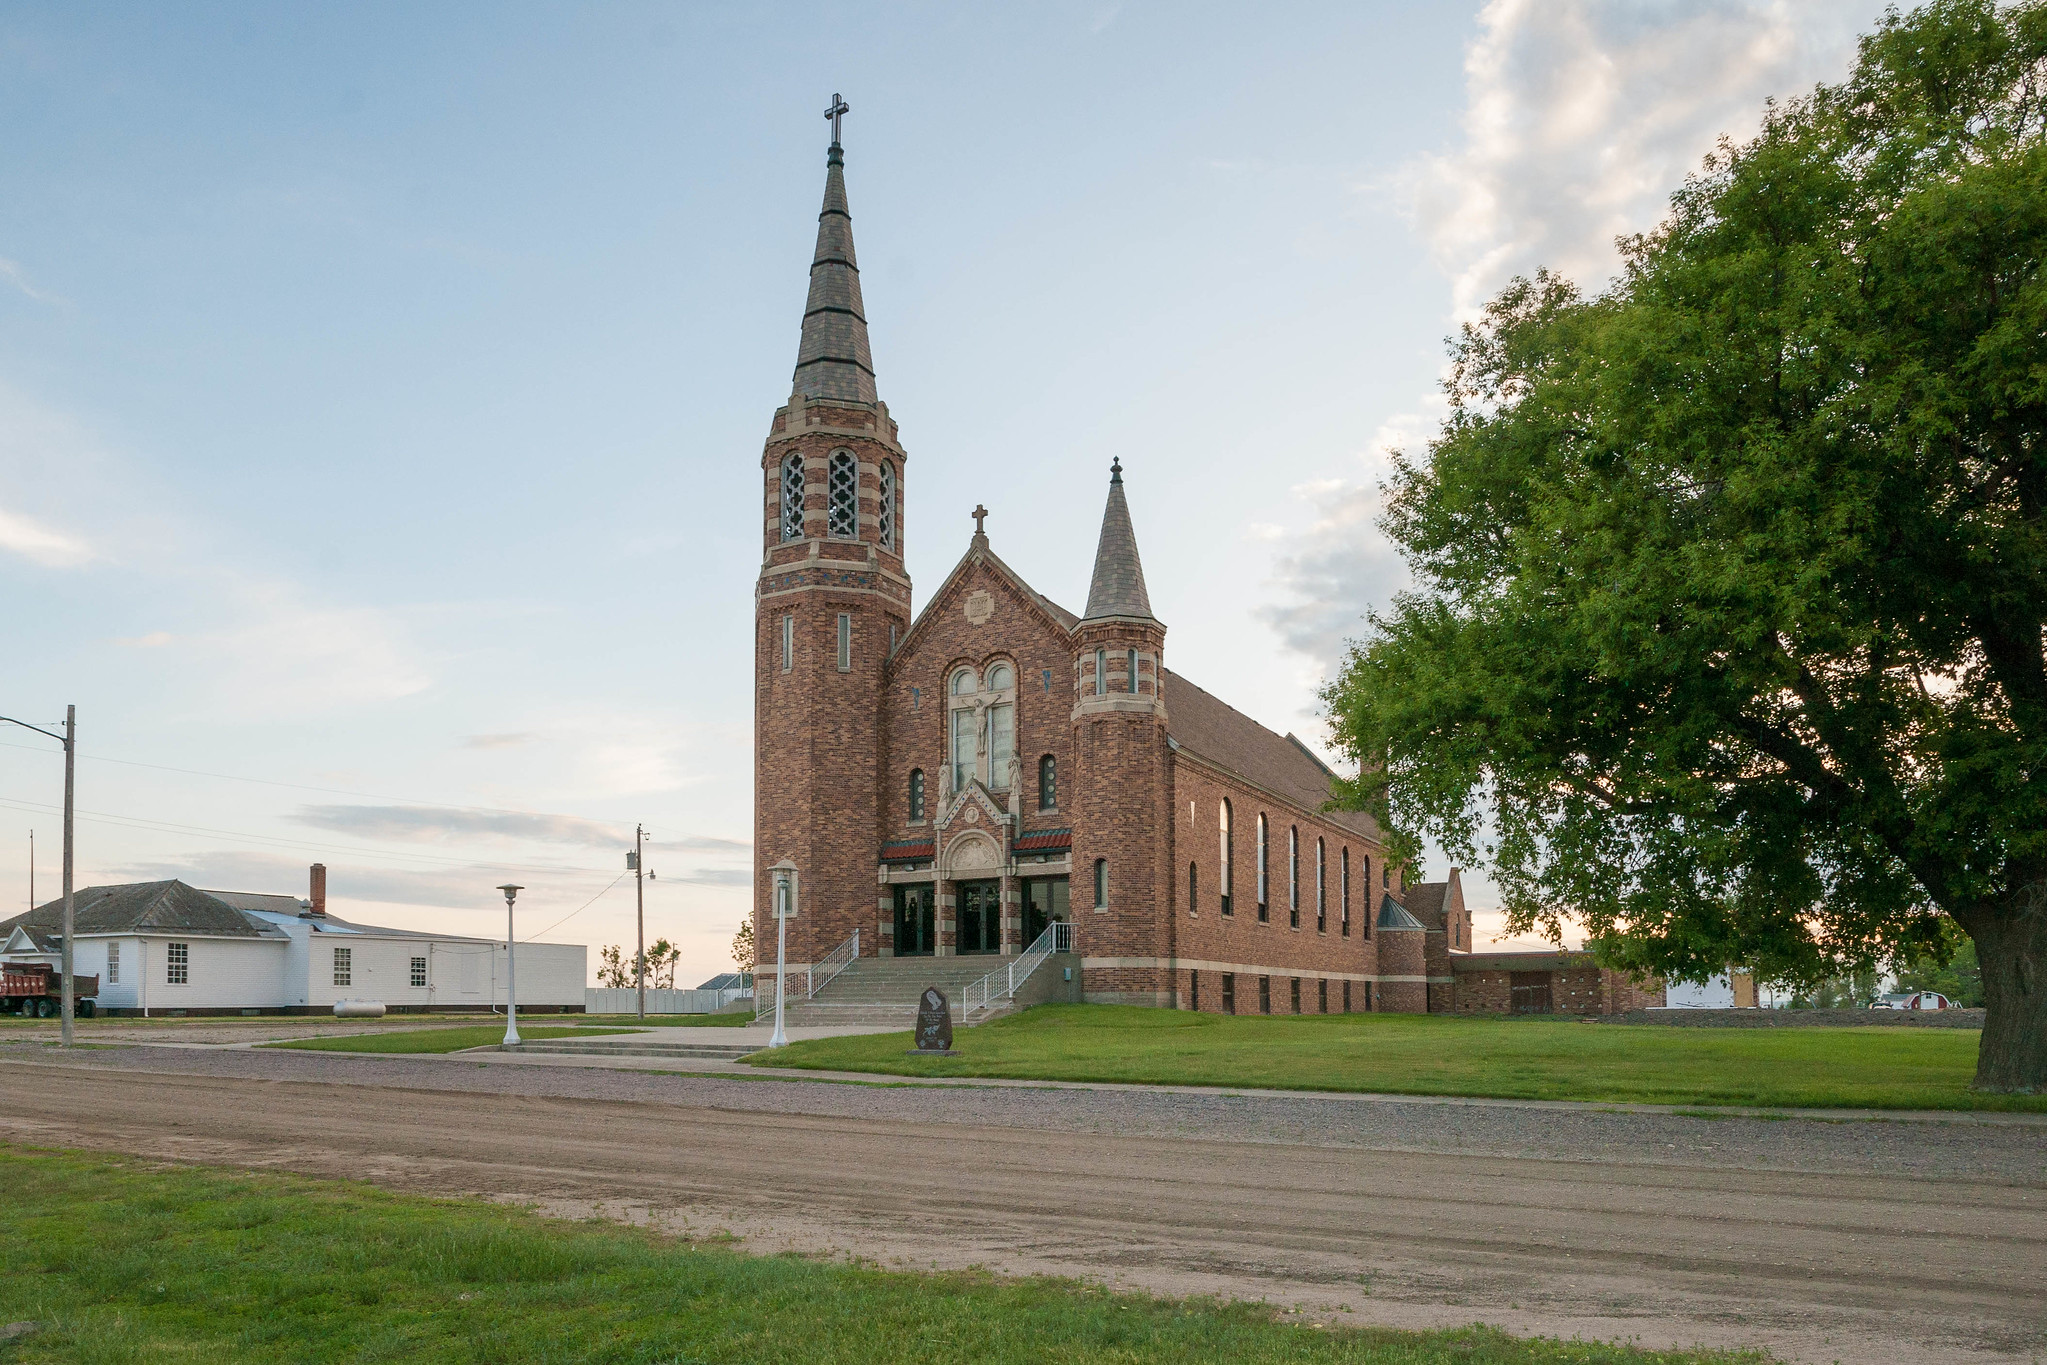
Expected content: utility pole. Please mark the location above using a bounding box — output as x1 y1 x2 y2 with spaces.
27 829 32 913
633 824 646 1020
1 709 74 1048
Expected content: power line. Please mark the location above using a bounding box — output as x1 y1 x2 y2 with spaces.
523 870 631 942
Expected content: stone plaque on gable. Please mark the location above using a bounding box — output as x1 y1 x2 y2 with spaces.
964 589 995 625
911 987 956 1055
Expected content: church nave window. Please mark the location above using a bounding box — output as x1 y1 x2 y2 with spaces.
1288 826 1300 930
988 703 1014 789
1340 846 1351 938
1256 813 1269 922
1219 798 1233 916
951 708 975 792
1316 837 1327 934
778 453 805 542
827 450 858 538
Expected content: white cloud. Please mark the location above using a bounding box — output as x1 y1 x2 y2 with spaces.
0 503 93 567
0 258 58 305
190 581 434 718
1267 0 1880 680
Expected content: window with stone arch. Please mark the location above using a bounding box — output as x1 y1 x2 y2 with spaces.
827 450 858 538
1255 813 1269 921
1038 754 1057 810
1288 825 1300 929
778 452 804 542
1219 799 1233 916
947 661 1017 793
1340 846 1351 938
879 461 897 550
908 768 925 823
1316 836 1327 934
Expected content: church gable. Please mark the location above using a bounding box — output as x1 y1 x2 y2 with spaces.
880 544 1079 837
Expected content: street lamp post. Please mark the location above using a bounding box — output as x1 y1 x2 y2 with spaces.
497 883 523 1047
1 706 74 1048
768 862 797 1049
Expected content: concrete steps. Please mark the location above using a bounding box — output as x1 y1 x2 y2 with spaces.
775 956 1017 1027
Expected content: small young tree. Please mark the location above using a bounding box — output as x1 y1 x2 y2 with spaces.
732 918 756 976
1326 0 2047 1090
596 945 631 990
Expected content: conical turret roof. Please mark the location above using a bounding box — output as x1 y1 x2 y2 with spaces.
791 141 877 403
1082 459 1156 622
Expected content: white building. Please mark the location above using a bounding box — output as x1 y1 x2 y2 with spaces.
0 868 585 1015
1661 970 1759 1009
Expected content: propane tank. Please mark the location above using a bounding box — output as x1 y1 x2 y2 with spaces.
333 999 387 1019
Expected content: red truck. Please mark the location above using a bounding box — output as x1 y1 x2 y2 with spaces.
2 962 98 1018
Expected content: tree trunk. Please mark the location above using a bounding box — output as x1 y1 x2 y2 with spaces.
1961 877 2047 1093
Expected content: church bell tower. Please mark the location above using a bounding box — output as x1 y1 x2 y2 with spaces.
753 95 909 972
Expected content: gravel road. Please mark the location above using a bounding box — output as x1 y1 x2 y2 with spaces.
0 1044 2039 1365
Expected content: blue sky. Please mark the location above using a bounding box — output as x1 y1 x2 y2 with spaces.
0 1 1886 983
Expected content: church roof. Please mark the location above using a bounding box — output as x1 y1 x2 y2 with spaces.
1164 671 1380 842
1081 460 1155 622
1377 895 1426 931
791 139 877 404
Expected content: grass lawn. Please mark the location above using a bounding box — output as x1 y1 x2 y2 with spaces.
747 1004 2043 1112
264 1025 641 1054
581 1009 757 1027
0 1145 1766 1365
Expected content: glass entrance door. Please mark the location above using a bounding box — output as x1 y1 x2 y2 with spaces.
955 880 1002 955
1021 876 1068 946
892 884 934 957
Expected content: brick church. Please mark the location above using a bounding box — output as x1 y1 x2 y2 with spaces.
748 115 1654 1018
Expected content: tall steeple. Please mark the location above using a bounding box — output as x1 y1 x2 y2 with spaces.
1082 458 1156 622
792 93 877 404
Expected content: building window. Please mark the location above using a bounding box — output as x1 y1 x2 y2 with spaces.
779 453 804 542
1126 647 1139 694
1189 969 1199 1011
410 956 428 988
879 462 897 549
1259 975 1272 1014
1038 755 1057 810
1316 837 1327 934
1219 799 1233 916
1093 857 1108 909
951 707 975 792
1288 826 1300 930
827 450 858 538
1256 814 1270 921
952 667 977 695
1343 979 1352 1012
1221 972 1236 1015
836 613 851 672
1291 977 1301 1014
332 946 352 988
1340 847 1351 938
166 941 188 985
1187 861 1198 916
1319 978 1328 1013
908 769 925 822
1094 648 1106 697
106 943 121 985
780 614 794 672
988 704 1014 789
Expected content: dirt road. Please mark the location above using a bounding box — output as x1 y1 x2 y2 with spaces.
0 1051 2038 1365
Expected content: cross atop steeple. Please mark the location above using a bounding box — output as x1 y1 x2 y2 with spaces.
972 504 989 536
825 92 849 146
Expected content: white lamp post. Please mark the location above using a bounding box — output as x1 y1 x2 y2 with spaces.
497 883 523 1047
768 862 797 1049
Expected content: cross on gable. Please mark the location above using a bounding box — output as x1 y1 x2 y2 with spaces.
825 93 849 144
972 504 989 535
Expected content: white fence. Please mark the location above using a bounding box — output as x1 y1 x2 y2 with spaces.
584 986 750 1016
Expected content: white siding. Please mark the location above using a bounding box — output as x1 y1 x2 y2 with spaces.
300 934 584 1010
145 936 290 1010
1663 974 1735 1009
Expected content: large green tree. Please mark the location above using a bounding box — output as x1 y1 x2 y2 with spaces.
1326 0 2047 1090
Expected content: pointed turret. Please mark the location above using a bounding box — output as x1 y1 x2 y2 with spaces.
1082 459 1155 622
791 132 877 403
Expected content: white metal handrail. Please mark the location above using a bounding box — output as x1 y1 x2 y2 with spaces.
755 927 861 1020
809 928 860 999
962 921 1073 1018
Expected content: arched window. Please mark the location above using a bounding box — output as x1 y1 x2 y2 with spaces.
987 663 1013 690
1038 755 1057 810
827 450 858 538
1188 861 1198 916
1256 814 1269 921
1094 647 1107 697
908 769 925 823
879 462 897 550
1093 857 1108 909
951 667 977 696
1219 799 1234 916
1316 837 1327 934
1288 826 1300 929
1340 847 1351 938
1126 647 1139 694
778 453 804 542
